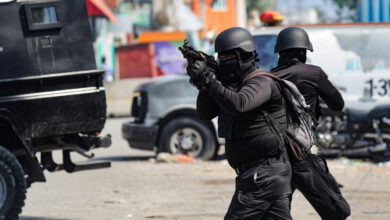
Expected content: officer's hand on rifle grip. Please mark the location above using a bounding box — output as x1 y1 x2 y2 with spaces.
187 60 213 91
187 60 206 77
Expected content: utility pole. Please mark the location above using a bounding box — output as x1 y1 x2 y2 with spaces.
235 0 247 27
171 0 178 29
200 0 205 32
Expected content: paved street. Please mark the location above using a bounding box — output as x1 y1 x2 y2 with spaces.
20 117 390 220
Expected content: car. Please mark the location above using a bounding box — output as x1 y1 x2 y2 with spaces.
122 74 221 160
122 23 390 160
0 0 111 219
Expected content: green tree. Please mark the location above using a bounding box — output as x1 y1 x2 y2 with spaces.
246 0 274 15
314 7 328 23
327 0 358 21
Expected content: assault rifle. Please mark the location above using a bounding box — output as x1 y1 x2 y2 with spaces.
178 40 217 88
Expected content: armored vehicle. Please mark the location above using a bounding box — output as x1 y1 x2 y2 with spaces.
122 23 390 161
0 0 111 218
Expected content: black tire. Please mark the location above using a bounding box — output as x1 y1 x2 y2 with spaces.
159 116 217 160
0 145 27 220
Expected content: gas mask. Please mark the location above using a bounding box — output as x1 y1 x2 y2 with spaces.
217 50 257 86
217 58 241 85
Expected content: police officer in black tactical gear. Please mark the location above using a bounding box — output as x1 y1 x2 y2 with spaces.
189 27 293 220
271 27 351 220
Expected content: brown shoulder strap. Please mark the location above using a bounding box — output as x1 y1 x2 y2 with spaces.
244 69 282 82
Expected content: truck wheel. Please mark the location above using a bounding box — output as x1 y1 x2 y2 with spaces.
159 117 217 160
0 145 26 220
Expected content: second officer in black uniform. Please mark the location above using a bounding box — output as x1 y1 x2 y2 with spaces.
272 27 351 220
190 27 292 219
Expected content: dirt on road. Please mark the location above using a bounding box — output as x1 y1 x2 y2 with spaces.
21 156 390 220
20 118 390 220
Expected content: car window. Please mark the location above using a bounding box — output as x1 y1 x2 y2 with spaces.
253 35 278 71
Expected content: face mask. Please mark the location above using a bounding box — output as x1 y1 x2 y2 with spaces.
219 58 239 72
217 58 241 85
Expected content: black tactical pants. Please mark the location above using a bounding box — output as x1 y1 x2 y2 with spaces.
290 154 351 220
225 159 292 220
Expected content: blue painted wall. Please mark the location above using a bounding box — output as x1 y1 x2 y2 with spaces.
357 0 390 22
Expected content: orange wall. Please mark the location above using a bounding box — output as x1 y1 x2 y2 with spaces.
192 0 237 34
137 31 186 43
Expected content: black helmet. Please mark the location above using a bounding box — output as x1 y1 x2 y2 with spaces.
274 27 313 53
215 27 256 53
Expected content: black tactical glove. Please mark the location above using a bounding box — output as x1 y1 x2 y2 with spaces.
187 60 214 91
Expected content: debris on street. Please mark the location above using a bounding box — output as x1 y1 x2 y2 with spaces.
156 153 195 163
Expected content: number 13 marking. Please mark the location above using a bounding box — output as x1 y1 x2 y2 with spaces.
365 78 390 97
378 79 388 96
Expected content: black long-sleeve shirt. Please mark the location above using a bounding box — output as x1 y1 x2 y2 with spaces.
197 73 286 168
272 62 344 119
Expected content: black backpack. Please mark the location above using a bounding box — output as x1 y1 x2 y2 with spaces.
248 70 317 161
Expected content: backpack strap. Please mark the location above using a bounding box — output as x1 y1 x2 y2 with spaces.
244 69 283 82
262 110 287 154
243 69 269 81
244 69 289 155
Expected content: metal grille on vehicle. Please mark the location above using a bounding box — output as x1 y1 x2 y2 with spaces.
131 91 148 123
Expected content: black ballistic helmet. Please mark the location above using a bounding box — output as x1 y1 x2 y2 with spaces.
215 27 256 53
274 27 313 53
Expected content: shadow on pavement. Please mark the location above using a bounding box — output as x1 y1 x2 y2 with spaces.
214 154 227 161
20 217 72 220
92 154 227 162
90 155 153 162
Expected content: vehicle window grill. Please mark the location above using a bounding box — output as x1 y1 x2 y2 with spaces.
131 91 147 123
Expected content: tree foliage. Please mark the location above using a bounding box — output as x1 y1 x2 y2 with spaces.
328 0 358 21
246 0 274 14
330 0 358 10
